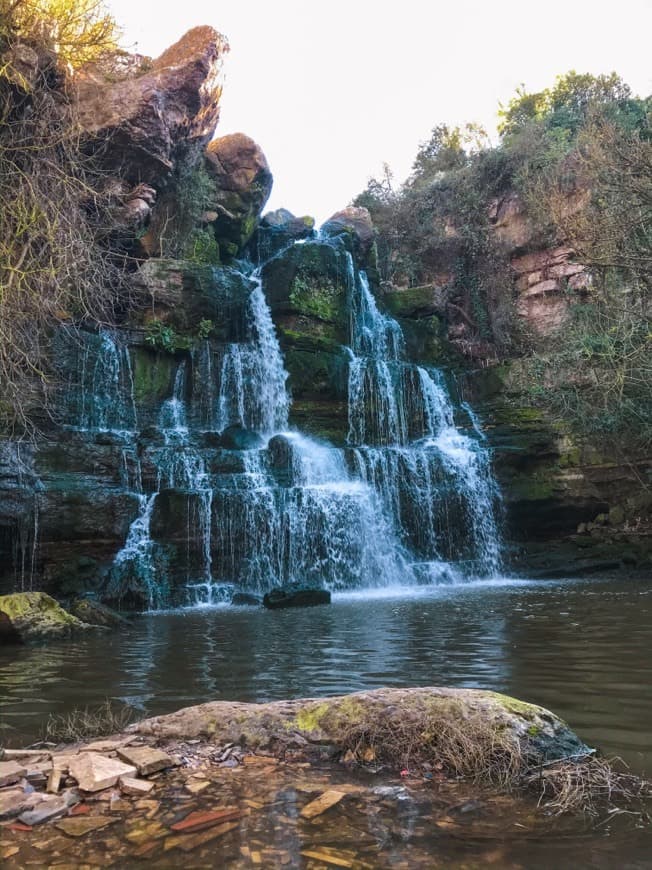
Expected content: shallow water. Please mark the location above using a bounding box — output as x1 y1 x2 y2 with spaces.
1 575 651 776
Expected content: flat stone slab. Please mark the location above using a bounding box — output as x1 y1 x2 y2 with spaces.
300 789 347 819
69 753 136 792
0 761 27 787
55 816 118 837
119 776 154 796
116 746 176 776
18 790 78 825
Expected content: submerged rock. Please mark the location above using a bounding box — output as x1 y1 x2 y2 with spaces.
263 586 331 610
0 592 91 644
69 598 131 629
231 592 262 607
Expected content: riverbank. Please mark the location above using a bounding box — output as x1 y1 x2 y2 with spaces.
0 688 650 868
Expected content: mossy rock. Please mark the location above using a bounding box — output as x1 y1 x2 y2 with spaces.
131 687 590 774
382 285 440 318
0 592 92 644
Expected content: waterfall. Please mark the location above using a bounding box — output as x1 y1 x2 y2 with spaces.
74 330 137 433
104 235 502 607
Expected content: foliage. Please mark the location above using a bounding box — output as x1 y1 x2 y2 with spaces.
354 70 651 448
1 0 120 68
145 318 214 353
0 0 127 434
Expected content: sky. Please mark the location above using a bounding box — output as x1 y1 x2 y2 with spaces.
107 0 651 225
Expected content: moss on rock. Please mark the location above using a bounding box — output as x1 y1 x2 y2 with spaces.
0 592 92 644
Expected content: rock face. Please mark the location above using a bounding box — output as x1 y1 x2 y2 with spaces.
75 26 228 184
131 687 590 767
0 592 90 643
204 133 273 257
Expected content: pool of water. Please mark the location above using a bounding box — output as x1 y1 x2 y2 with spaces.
1 574 651 777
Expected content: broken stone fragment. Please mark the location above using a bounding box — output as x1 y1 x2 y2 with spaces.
18 789 78 825
0 760 27 787
119 775 154 796
116 746 176 776
68 753 136 792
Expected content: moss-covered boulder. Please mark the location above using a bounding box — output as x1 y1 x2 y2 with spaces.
0 592 91 644
130 687 590 776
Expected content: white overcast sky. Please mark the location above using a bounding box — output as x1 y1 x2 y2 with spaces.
107 0 651 224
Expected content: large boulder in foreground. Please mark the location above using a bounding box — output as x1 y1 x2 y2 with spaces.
75 26 228 184
131 687 589 772
0 592 90 643
204 133 273 258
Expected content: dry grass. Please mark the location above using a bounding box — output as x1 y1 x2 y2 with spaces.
525 755 652 817
339 703 523 788
43 699 139 743
338 705 651 818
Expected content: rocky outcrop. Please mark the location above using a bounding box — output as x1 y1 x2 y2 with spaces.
204 133 273 258
75 26 228 185
262 585 331 609
251 209 315 263
488 192 591 336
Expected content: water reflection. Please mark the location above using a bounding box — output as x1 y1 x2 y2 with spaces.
1 576 651 777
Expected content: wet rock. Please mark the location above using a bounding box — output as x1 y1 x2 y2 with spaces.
231 592 262 607
68 598 130 629
321 206 375 267
0 761 27 787
263 586 331 610
0 787 34 819
0 593 90 644
169 807 240 832
215 426 265 451
116 746 176 776
204 133 273 257
55 816 118 837
252 209 315 263
68 753 136 792
300 789 346 819
19 790 79 825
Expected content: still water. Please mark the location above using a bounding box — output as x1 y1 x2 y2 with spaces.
1 575 651 776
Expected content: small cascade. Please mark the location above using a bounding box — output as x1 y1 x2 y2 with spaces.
344 254 502 578
213 278 289 434
74 330 137 433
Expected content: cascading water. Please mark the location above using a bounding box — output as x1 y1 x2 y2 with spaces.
345 261 502 579
102 234 502 608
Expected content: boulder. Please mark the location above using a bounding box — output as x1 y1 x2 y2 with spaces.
204 133 273 258
320 206 375 266
263 585 331 610
0 592 90 644
69 598 130 629
252 209 315 263
231 592 262 607
75 26 228 185
130 687 590 772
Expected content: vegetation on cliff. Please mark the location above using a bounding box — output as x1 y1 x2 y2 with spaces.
355 72 652 451
0 0 128 433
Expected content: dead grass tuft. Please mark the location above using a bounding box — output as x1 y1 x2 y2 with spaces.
43 699 139 743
